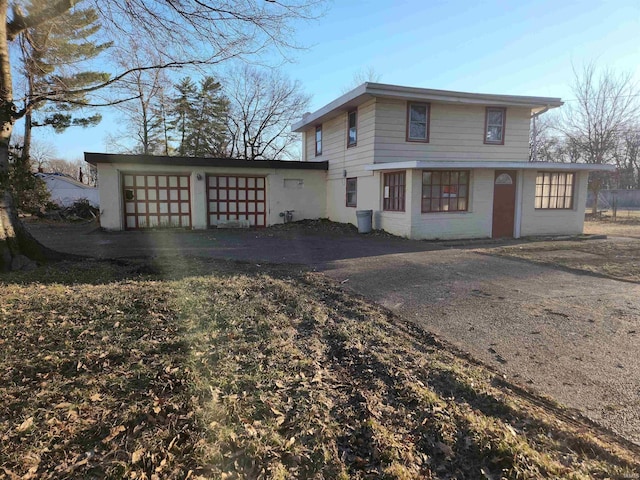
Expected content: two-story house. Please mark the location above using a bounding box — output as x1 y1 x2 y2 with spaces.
293 83 613 239
88 82 613 238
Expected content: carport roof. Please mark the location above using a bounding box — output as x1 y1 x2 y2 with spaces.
84 153 328 170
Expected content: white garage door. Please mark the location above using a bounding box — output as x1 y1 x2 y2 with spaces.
122 174 191 229
207 175 266 227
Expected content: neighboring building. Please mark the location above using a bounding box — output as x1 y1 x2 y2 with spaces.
292 83 613 239
35 172 99 208
85 154 327 230
86 83 613 238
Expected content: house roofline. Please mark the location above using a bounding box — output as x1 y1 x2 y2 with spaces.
35 172 95 189
84 153 328 171
364 161 615 172
292 82 563 132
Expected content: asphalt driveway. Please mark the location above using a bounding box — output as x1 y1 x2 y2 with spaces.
26 220 640 445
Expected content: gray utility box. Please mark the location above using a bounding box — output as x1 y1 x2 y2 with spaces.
356 210 373 234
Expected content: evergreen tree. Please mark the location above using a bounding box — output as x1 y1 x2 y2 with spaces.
169 76 228 157
18 3 111 164
170 77 198 156
185 77 229 157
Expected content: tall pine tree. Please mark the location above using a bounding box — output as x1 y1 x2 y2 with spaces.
170 76 228 157
186 77 229 157
18 3 111 166
170 77 197 157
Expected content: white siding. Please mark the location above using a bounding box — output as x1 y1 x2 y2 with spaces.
373 99 531 164
39 176 99 207
409 169 494 240
303 98 377 180
519 170 588 236
98 162 326 231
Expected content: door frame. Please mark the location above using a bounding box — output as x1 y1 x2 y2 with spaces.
492 170 518 238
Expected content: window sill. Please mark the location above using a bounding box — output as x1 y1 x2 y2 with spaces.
406 138 429 143
421 210 469 214
534 208 575 211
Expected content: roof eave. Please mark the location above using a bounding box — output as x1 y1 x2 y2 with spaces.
293 82 564 132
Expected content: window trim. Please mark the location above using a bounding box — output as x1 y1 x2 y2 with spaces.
347 109 357 148
382 171 406 212
535 171 575 210
484 107 507 145
406 102 430 143
346 177 357 208
421 170 470 214
315 125 322 156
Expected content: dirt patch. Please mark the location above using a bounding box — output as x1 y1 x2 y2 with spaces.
584 219 640 239
1 259 638 478
490 237 640 283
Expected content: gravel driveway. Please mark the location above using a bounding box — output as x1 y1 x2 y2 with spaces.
322 248 640 445
26 220 640 445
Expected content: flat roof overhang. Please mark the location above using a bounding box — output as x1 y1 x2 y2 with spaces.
292 82 564 132
365 161 616 172
84 152 328 171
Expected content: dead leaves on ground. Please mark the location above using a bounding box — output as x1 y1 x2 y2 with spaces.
0 278 202 479
1 260 639 479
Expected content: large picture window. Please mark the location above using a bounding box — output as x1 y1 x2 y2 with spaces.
485 107 506 144
535 172 574 209
406 102 430 142
383 171 406 211
347 110 357 147
315 125 322 156
422 170 469 213
346 178 357 207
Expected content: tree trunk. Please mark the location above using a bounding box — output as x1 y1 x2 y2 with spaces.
21 111 32 164
0 1 52 270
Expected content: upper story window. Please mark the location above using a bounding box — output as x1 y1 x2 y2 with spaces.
485 107 506 145
315 125 322 156
535 172 574 209
422 170 469 213
406 102 430 142
383 171 406 212
347 110 357 147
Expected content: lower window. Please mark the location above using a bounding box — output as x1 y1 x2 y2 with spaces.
346 177 357 207
422 170 469 212
383 172 406 211
535 172 574 209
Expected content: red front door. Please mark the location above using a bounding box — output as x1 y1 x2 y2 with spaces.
492 170 516 238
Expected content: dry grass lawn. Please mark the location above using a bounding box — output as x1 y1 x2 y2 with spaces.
1 259 639 479
492 219 640 283
584 216 640 239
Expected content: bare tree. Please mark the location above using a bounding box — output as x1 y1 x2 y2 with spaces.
0 0 326 270
341 66 382 93
613 127 640 189
559 63 639 213
10 135 57 171
225 65 310 160
111 42 170 155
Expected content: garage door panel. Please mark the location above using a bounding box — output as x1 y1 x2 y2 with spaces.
207 175 266 227
123 173 191 230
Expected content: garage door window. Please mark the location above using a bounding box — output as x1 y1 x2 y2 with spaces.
208 175 266 227
123 174 191 229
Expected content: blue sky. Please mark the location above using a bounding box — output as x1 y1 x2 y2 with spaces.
32 0 640 162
